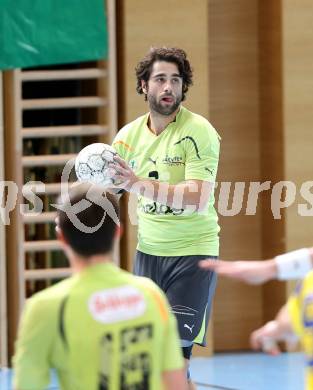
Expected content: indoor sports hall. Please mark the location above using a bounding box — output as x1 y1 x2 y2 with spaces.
0 1 312 389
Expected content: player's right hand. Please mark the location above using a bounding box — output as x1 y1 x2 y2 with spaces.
109 155 139 191
250 321 281 356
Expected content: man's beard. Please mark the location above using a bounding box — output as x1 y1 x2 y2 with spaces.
147 93 181 116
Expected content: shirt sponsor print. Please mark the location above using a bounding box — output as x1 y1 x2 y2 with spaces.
139 199 184 215
162 155 184 166
88 286 146 323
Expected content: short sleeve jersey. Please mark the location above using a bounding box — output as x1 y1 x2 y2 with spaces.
13 263 183 390
287 272 313 390
113 106 221 256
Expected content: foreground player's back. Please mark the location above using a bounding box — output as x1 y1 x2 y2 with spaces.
13 263 183 390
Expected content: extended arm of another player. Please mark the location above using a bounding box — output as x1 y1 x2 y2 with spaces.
199 247 313 284
111 156 213 211
250 303 296 356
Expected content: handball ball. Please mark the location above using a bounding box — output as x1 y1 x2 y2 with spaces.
75 143 118 186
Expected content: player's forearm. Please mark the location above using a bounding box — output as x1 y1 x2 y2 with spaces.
129 179 212 211
268 304 295 346
258 259 278 282
112 155 214 209
274 304 294 335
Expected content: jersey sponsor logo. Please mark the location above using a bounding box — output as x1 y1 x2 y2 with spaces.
88 286 146 323
162 155 185 166
139 200 184 215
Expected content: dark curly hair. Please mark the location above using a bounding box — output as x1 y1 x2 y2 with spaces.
135 47 193 101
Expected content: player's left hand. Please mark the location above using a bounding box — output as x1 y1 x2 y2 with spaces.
109 155 139 191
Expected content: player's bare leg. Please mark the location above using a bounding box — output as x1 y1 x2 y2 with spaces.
185 359 197 390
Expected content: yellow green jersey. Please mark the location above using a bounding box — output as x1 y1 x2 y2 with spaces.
113 106 221 256
13 263 183 390
287 271 313 390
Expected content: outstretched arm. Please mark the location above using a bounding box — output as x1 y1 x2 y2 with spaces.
199 248 313 284
199 259 277 284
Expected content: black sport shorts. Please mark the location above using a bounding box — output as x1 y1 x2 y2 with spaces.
134 251 218 346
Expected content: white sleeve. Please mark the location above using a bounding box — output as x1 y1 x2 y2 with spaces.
275 248 312 279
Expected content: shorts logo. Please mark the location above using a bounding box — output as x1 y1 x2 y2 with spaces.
171 305 198 316
184 324 195 333
88 286 146 323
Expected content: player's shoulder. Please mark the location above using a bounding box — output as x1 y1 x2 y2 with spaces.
180 106 221 140
26 276 75 311
132 276 170 322
116 113 148 138
132 274 160 289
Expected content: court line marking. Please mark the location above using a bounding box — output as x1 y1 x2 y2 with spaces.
195 382 240 390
